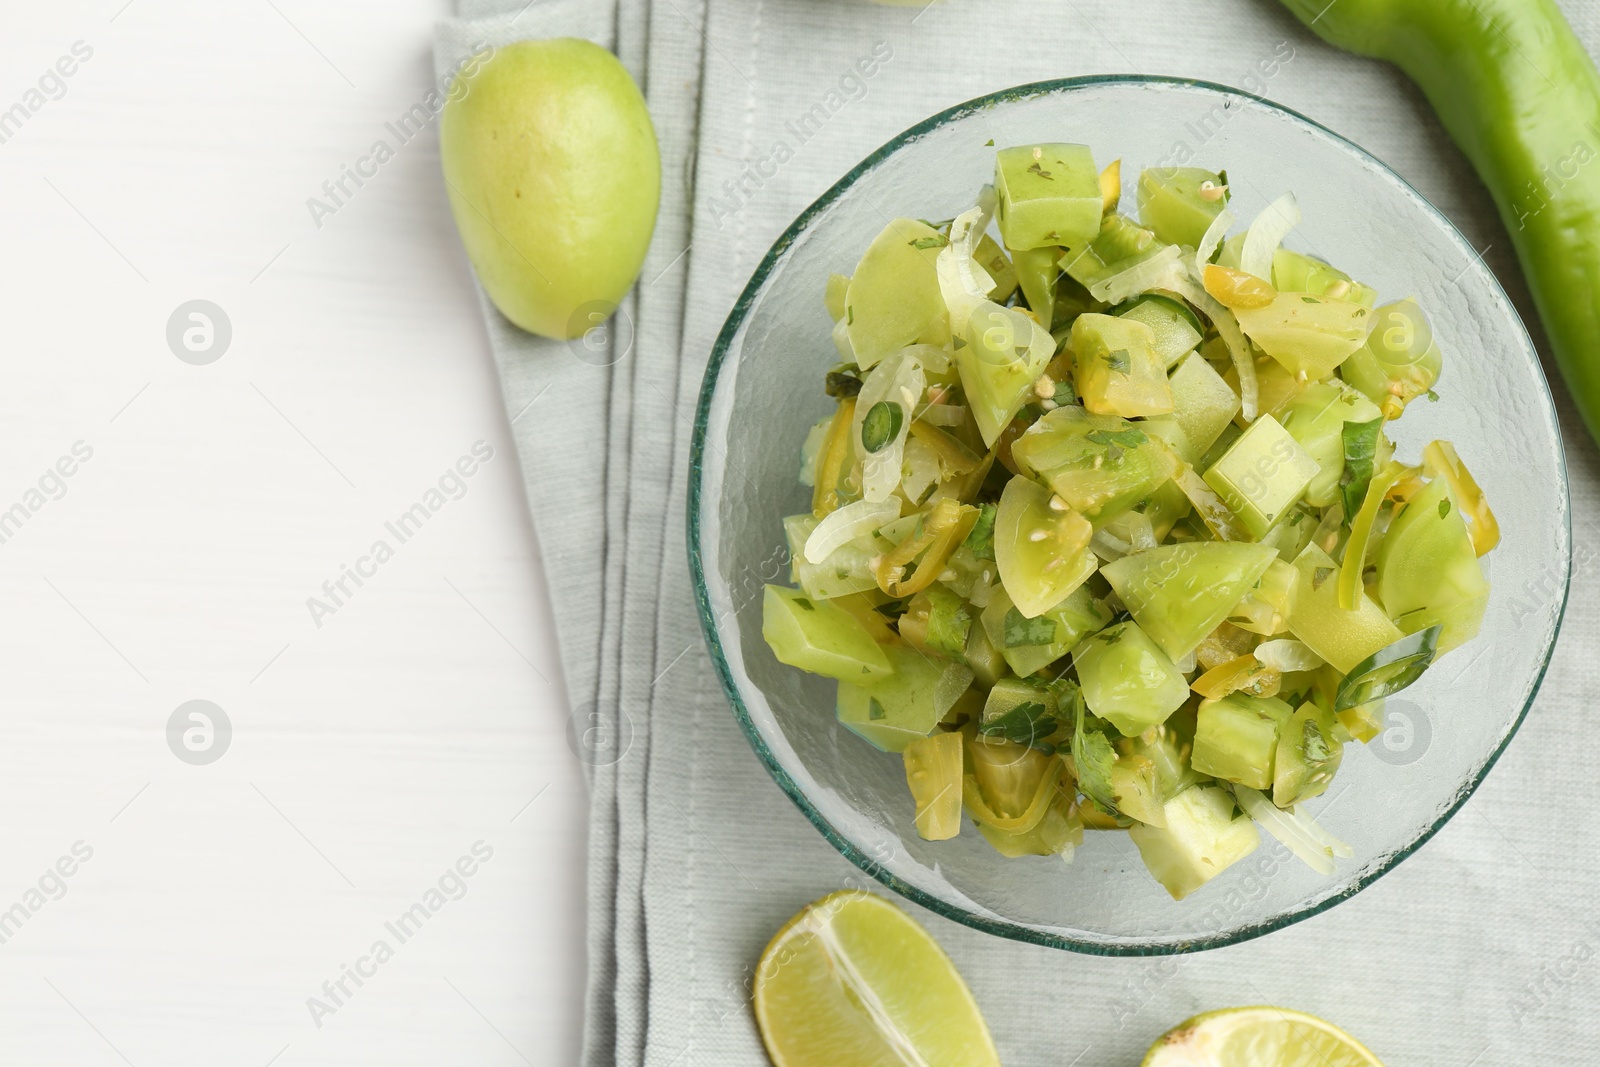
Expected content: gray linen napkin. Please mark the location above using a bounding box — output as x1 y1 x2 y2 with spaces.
441 1 1600 1064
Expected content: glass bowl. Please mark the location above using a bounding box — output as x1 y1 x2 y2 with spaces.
688 76 1570 954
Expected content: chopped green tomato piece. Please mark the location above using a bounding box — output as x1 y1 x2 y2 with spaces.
1167 350 1242 461
762 585 894 682
1129 785 1260 901
1227 557 1299 636
1334 626 1442 711
1279 381 1383 508
1101 541 1278 662
1339 299 1442 420
1273 702 1344 807
993 474 1095 618
951 302 1054 446
1377 477 1489 652
1072 621 1190 737
837 645 974 752
1203 414 1320 538
844 218 950 368
1193 693 1293 790
1122 719 1207 801
1233 291 1372 379
963 622 1007 687
1114 293 1204 368
980 677 1056 724
1060 213 1165 288
1071 313 1174 418
784 514 878 600
1099 479 1193 545
903 731 964 840
965 736 1057 826
994 143 1102 250
824 272 850 322
978 785 1082 857
1271 247 1377 306
1110 754 1167 827
1010 406 1181 523
922 585 973 659
1286 544 1404 673
1012 245 1059 325
1135 166 1228 249
979 583 1112 677
972 233 1018 302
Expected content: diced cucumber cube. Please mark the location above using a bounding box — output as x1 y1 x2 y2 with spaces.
1203 414 1320 538
1167 350 1241 460
1135 166 1228 249
1071 313 1173 418
1072 620 1189 737
1114 294 1204 368
836 645 973 752
762 585 894 682
1129 785 1260 900
994 143 1102 251
1193 693 1293 789
962 620 1008 687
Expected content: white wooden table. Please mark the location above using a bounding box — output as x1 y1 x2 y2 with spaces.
0 3 583 1063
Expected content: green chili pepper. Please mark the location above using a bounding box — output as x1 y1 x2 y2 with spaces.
1280 0 1600 443
1334 624 1443 711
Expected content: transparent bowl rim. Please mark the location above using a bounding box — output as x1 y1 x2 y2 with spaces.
687 73 1572 955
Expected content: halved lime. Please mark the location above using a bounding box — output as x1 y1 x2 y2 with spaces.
753 891 999 1067
1142 1006 1385 1067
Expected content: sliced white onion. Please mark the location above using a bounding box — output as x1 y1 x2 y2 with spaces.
1089 527 1131 561
852 351 925 502
1195 206 1236 279
1234 785 1349 875
1253 638 1325 673
804 498 901 564
919 403 967 427
1090 243 1182 305
1240 192 1300 282
831 316 855 361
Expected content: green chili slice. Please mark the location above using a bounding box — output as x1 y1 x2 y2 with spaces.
861 400 903 453
1334 625 1443 711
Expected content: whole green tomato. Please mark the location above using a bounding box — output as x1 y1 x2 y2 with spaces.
441 38 660 340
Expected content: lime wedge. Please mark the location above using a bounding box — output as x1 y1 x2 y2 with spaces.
753 890 999 1067
1143 1006 1385 1067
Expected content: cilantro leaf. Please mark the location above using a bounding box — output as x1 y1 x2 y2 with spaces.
1103 348 1131 375
1003 607 1058 648
963 503 997 560
1068 683 1119 815
1340 417 1383 520
1303 719 1333 764
910 234 949 251
979 701 1060 753
868 698 886 721
1438 498 1452 519
1085 427 1148 449
924 586 972 659
825 367 863 398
